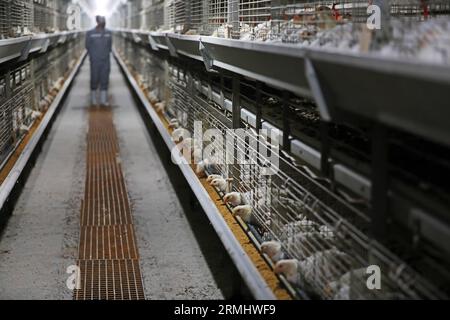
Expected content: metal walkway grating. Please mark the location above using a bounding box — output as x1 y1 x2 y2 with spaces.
74 259 145 300
74 108 145 300
79 225 139 260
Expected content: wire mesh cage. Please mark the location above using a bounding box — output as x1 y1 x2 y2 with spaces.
118 0 450 40
190 0 207 33
0 100 13 159
117 31 448 298
33 0 55 33
239 0 272 26
0 1 9 39
390 0 450 19
160 0 209 33
32 60 50 110
164 0 176 31
109 0 450 299
143 0 165 31
127 0 143 29
159 63 446 299
208 0 229 35
0 32 85 166
0 0 34 38
0 63 33 151
173 0 188 32
54 0 71 32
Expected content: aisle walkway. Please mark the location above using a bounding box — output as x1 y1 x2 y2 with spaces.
0 58 223 300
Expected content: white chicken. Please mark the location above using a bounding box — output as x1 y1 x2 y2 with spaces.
177 137 202 160
274 259 299 284
31 110 42 119
206 174 222 183
210 177 231 194
50 88 59 97
275 248 352 291
171 128 189 144
136 74 145 87
147 91 159 104
327 267 400 300
177 137 193 150
54 77 64 91
155 101 166 113
223 192 248 207
44 94 53 104
261 241 285 263
20 124 30 132
326 268 368 300
168 118 180 130
196 159 220 178
38 99 49 110
232 205 254 224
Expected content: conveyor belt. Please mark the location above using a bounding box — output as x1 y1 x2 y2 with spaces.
74 108 145 300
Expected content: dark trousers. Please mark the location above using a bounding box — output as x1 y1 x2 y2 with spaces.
90 59 111 91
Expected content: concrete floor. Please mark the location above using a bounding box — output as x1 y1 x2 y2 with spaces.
0 58 224 300
0 60 88 300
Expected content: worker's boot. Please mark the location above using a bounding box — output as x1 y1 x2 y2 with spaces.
91 91 98 107
100 90 110 107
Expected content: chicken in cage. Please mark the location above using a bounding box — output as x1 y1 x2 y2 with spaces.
2 0 445 302
0 74 12 158
124 44 447 298
0 0 34 38
142 1 165 31
113 27 450 297
0 2 9 39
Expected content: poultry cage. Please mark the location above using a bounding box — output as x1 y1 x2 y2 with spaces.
174 0 188 32
0 62 33 163
0 75 12 158
190 0 207 33
115 25 450 298
164 0 176 30
33 0 54 33
127 0 143 30
169 68 446 300
0 22 84 167
54 0 71 32
0 0 33 38
124 0 450 45
208 0 229 34
390 0 450 18
10 63 33 137
206 0 270 37
31 53 50 111
0 2 8 39
142 0 165 31
168 0 209 33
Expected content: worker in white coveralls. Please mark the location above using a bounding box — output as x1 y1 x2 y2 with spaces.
85 16 112 107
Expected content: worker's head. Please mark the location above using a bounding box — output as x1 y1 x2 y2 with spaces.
96 16 106 29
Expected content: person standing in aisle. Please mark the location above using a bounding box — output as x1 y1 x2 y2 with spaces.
85 16 112 107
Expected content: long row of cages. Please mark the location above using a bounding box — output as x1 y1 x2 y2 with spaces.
115 29 450 300
0 0 86 39
0 34 85 167
113 0 450 39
